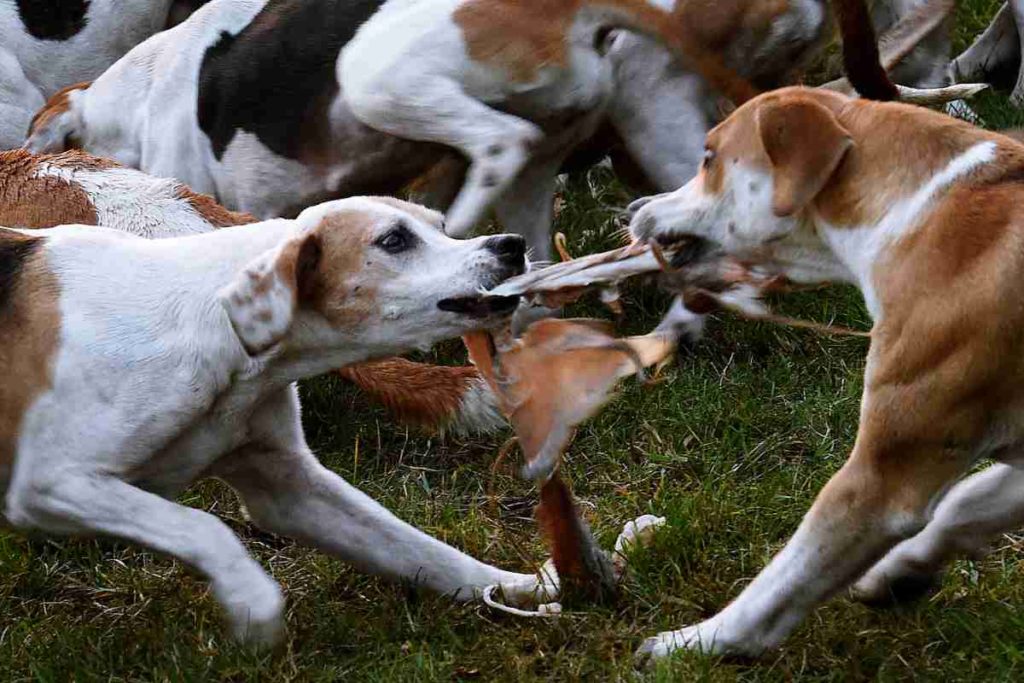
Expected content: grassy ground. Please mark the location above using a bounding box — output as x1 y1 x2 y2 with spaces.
4 3 1024 681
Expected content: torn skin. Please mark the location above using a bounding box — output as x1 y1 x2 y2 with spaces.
464 319 677 597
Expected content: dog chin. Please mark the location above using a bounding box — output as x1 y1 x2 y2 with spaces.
436 294 520 318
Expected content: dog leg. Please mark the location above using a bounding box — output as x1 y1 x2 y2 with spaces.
494 158 562 262
1008 1 1024 106
345 77 543 237
216 443 550 603
635 438 971 662
950 4 1019 85
851 462 1024 605
5 474 283 645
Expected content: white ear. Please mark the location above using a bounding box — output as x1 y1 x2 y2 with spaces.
218 233 322 356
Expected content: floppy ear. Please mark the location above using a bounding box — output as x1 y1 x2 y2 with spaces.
756 98 853 217
219 232 322 355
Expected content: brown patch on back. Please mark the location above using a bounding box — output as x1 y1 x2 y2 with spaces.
174 186 257 227
454 0 577 83
453 0 758 102
0 229 60 486
28 81 91 142
0 149 100 228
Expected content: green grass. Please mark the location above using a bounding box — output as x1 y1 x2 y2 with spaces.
4 4 1024 681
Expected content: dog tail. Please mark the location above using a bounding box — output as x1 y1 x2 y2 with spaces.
832 0 898 100
337 357 505 434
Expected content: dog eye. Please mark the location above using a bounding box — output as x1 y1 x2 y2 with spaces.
702 148 716 169
375 223 416 254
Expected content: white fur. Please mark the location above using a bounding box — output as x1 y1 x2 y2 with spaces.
2 197 549 645
0 46 44 150
33 163 220 237
0 0 195 149
821 140 997 318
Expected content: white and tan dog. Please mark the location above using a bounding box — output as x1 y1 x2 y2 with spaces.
0 0 208 149
0 149 503 433
629 86 1024 660
0 196 550 645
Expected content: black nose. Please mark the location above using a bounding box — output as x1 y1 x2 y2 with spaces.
485 235 526 268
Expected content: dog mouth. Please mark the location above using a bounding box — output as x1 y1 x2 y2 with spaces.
437 294 521 318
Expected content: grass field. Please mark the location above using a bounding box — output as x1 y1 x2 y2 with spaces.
3 3 1024 681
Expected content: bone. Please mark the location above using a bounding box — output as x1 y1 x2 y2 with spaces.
893 82 990 104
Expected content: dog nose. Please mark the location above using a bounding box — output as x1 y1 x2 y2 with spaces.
485 235 526 268
627 195 655 218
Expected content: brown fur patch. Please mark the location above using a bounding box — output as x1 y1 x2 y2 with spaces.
453 0 758 102
28 81 91 142
301 210 375 325
0 229 60 487
702 88 1009 229
0 149 100 228
337 358 480 428
175 186 257 227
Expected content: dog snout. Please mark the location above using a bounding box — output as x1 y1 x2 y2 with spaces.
627 195 655 218
485 235 527 272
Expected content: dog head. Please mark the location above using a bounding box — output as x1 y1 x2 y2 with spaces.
628 87 855 283
23 82 91 154
219 197 526 357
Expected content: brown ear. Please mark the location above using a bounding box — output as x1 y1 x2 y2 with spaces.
756 98 853 217
218 232 322 355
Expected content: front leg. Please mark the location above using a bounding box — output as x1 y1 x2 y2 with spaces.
215 443 551 603
637 437 972 663
5 470 283 645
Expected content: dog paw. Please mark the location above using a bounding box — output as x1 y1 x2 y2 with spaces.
634 619 758 667
222 577 286 648
850 566 939 607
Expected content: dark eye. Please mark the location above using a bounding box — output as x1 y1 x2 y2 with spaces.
375 223 416 254
702 148 716 169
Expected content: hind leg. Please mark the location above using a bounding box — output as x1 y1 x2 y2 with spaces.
851 462 1024 605
1008 0 1024 106
951 4 1019 85
345 75 543 237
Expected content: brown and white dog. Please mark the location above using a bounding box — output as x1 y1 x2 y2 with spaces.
628 86 1024 660
24 0 927 261
0 196 556 645
0 149 502 433
0 0 210 149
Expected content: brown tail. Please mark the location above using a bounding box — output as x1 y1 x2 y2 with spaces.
832 0 899 100
337 357 504 434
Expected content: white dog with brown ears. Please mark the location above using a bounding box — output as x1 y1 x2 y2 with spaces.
0 196 552 645
629 86 1024 661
